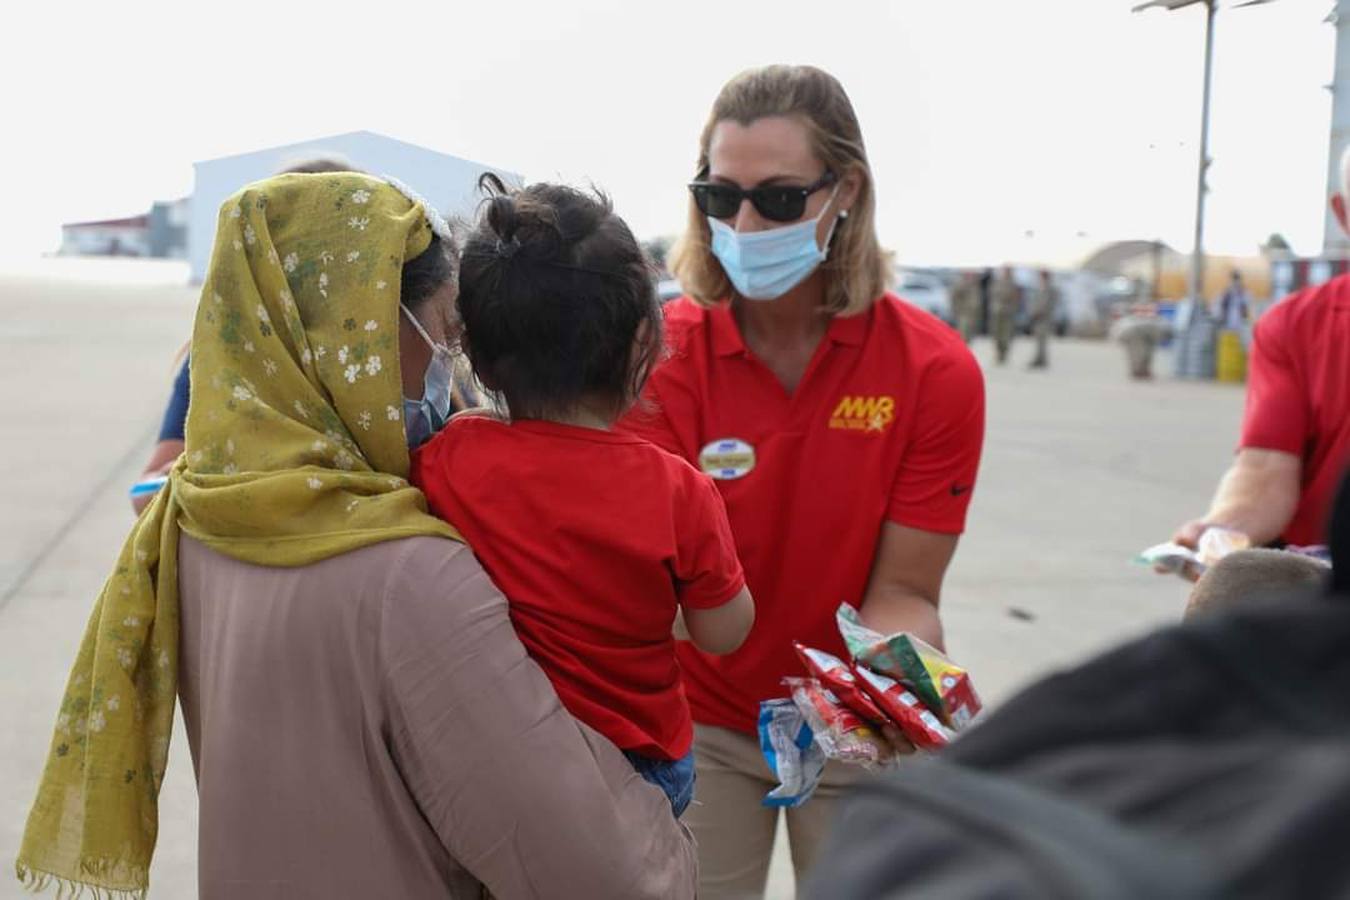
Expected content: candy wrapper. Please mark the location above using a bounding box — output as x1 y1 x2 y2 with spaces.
1135 541 1204 578
1135 528 1252 580
853 666 955 751
1197 527 1252 566
758 699 826 808
784 676 895 770
835 604 983 729
794 643 888 726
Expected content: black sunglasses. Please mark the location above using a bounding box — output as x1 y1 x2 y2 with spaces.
688 171 837 223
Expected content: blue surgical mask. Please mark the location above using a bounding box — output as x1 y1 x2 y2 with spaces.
708 187 843 301
400 304 456 449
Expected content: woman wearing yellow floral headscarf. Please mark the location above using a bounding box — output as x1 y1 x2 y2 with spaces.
16 173 696 899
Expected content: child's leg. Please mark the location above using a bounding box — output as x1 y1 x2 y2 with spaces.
623 749 696 817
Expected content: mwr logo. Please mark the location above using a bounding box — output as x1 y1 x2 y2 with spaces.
829 395 895 433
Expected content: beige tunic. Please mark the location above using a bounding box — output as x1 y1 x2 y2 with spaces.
177 534 697 900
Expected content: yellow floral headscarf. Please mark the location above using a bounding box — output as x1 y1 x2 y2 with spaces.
17 173 461 897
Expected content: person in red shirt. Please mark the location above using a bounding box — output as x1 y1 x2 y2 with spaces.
1169 148 1350 564
617 65 985 896
412 176 754 817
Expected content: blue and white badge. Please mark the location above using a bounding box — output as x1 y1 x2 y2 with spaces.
699 438 756 480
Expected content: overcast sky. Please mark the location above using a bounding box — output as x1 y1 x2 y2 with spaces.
0 0 1335 267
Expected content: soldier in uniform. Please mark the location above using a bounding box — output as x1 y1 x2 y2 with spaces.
989 266 1020 365
1026 269 1058 369
950 270 981 343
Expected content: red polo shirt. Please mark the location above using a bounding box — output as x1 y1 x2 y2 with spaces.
619 295 985 734
1239 275 1350 547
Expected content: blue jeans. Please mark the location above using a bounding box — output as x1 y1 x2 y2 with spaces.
624 748 696 817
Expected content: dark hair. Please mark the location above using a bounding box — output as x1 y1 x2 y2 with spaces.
456 173 663 421
401 233 458 313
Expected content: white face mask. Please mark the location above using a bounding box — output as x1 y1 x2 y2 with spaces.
708 185 843 301
400 304 455 449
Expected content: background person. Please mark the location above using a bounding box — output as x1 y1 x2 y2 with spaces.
620 64 984 897
1026 268 1057 369
950 270 981 343
1213 269 1251 334
18 173 696 899
989 265 1020 365
1183 547 1329 620
1167 149 1350 565
1110 300 1169 380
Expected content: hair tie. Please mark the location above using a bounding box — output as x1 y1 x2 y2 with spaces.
495 237 520 259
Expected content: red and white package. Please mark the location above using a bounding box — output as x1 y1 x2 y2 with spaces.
794 643 888 726
852 665 955 752
784 676 894 770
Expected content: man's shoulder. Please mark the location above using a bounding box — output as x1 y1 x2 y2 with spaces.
1265 275 1350 332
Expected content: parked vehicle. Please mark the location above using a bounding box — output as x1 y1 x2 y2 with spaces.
894 268 953 324
656 278 684 304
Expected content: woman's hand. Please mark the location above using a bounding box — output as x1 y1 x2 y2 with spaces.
879 723 917 758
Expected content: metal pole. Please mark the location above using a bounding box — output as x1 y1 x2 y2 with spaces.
1191 0 1216 311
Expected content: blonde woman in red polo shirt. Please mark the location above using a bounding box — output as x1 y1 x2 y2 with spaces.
621 65 986 896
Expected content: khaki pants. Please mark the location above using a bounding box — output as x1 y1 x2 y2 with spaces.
1030 320 1050 367
956 312 978 344
991 313 1015 363
1123 333 1157 378
684 724 862 899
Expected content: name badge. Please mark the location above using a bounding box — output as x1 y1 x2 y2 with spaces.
699 438 756 480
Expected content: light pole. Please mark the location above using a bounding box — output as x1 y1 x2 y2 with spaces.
1133 0 1282 376
1133 0 1217 313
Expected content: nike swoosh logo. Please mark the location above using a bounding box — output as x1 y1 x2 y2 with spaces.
950 484 971 496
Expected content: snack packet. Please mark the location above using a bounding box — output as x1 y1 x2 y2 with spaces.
1134 541 1203 578
1136 528 1252 580
757 699 826 808
853 665 954 751
1197 527 1251 567
835 605 983 728
783 676 894 770
794 642 888 726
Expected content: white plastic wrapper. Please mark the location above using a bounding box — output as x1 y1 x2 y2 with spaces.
1197 527 1251 566
1135 528 1251 579
1135 541 1204 577
758 699 826 808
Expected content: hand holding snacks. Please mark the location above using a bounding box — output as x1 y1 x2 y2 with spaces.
760 604 984 805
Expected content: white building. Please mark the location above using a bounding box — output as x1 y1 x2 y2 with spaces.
189 130 518 282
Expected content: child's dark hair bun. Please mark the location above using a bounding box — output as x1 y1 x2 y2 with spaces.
480 175 565 264
457 173 664 421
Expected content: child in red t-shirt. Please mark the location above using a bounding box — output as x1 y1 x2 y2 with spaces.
411 176 754 816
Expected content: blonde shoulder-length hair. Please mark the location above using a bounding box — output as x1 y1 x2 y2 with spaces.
669 65 891 317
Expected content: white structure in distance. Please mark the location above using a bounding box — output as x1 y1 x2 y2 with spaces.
190 130 518 283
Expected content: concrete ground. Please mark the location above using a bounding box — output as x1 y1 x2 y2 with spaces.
0 262 1245 899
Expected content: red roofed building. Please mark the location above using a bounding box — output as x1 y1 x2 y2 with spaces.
60 213 151 257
